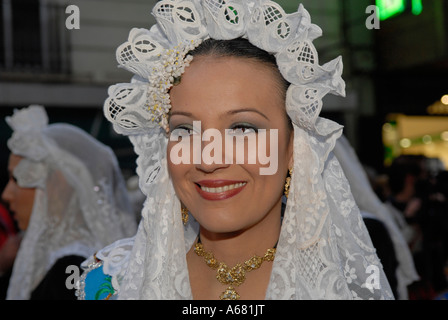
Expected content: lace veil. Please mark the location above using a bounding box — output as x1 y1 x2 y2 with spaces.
333 135 419 299
87 0 394 299
5 105 137 299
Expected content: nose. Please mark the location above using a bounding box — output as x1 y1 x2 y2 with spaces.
2 180 14 204
194 131 231 173
195 159 231 173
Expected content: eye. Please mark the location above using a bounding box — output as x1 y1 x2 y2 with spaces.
8 173 18 184
227 123 258 136
170 124 198 138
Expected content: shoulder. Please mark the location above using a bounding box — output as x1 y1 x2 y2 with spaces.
76 255 116 300
54 255 86 268
76 237 135 300
31 255 86 300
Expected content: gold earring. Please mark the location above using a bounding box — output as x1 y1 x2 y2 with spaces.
181 206 189 226
284 168 293 198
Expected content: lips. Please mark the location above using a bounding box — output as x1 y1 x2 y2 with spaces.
195 180 247 201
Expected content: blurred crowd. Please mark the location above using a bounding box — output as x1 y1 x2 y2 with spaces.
368 154 448 299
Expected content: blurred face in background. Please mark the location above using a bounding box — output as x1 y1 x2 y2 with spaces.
2 154 36 231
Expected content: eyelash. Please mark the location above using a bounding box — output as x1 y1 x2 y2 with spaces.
171 123 259 137
170 124 196 137
227 123 258 135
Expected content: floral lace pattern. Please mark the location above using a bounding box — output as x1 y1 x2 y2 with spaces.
333 135 419 299
83 0 394 300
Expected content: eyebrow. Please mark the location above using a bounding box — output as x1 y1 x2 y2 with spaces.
169 111 193 118
169 108 269 120
226 108 269 120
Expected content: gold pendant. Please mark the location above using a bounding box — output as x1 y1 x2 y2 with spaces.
216 263 246 287
220 286 240 300
194 237 277 301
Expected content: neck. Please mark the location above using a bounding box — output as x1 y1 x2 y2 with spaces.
196 200 282 266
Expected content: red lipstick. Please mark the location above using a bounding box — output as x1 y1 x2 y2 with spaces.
195 180 247 201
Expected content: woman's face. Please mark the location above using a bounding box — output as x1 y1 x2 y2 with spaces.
1 154 36 231
167 55 293 234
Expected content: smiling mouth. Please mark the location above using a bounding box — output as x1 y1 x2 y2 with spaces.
195 180 247 200
199 182 246 193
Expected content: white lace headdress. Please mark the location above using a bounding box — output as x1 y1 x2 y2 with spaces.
5 105 138 300
93 0 394 299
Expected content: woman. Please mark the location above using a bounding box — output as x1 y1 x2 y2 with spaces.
2 105 137 299
78 0 393 300
0 203 19 299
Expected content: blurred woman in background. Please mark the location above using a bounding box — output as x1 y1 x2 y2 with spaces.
2 105 137 299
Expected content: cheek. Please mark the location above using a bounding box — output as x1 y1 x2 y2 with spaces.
251 131 291 198
258 167 286 197
242 161 285 201
16 188 35 230
167 146 182 183
20 188 35 209
253 128 291 176
167 143 191 194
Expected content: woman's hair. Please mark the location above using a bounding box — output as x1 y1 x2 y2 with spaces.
188 37 292 129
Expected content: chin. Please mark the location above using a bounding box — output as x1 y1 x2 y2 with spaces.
193 210 249 234
18 222 27 231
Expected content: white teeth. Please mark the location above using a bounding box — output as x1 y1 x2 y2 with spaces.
200 182 246 193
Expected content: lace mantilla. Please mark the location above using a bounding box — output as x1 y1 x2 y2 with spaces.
333 135 419 299
86 0 394 300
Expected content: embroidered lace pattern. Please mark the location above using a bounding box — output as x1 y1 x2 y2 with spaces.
333 135 419 299
80 0 395 300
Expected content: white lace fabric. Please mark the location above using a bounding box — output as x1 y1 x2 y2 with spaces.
83 0 394 300
333 135 420 299
5 105 138 300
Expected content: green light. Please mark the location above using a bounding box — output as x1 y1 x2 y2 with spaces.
412 0 423 15
376 0 423 20
376 0 405 20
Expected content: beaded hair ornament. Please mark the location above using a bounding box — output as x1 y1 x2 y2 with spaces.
104 0 344 135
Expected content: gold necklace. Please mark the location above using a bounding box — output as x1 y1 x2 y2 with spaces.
193 235 276 300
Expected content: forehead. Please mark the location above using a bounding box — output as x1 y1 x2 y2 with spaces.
169 56 284 116
8 154 23 171
182 55 278 87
